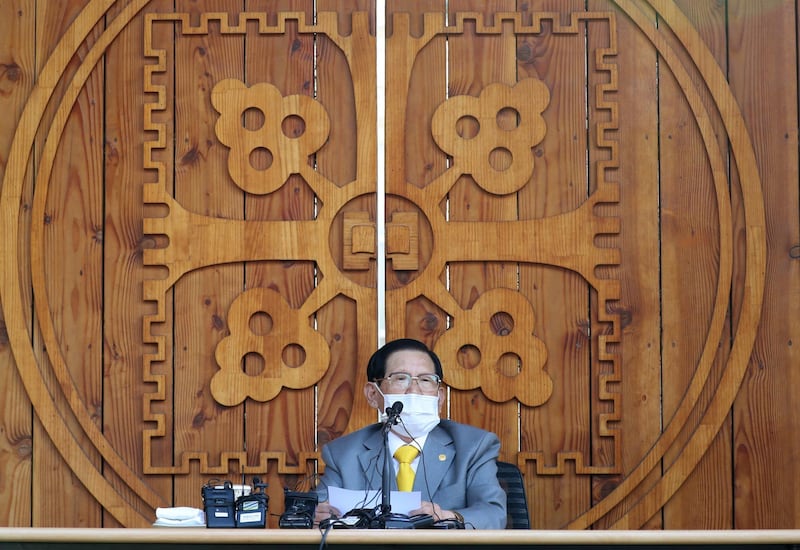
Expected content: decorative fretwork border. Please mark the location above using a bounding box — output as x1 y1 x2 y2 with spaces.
140 10 372 475
141 10 620 476
402 11 623 475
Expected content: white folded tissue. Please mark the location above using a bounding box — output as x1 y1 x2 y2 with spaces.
153 506 206 527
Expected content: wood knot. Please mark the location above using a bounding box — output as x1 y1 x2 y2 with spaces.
419 312 440 332
516 43 533 63
1 62 21 82
593 475 622 500
192 410 207 429
180 145 201 166
211 314 225 331
16 436 33 458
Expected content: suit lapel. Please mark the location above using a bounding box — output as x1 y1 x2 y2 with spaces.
413 425 453 498
356 425 455 497
358 426 391 491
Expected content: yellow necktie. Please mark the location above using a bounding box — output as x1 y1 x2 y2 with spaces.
394 445 420 492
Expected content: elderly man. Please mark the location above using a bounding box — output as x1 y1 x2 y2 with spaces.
315 338 507 529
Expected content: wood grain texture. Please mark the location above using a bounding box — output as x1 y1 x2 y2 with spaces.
314 0 377 441
139 6 376 485
170 0 247 508
728 0 800 528
583 0 765 529
32 0 100 527
586 0 660 529
0 0 159 528
0 0 34 527
516 0 594 530
104 0 175 522
241 0 318 518
385 0 448 357
660 0 733 530
441 0 521 477
0 0 793 531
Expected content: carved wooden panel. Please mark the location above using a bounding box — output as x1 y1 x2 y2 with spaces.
1 0 796 532
384 9 624 478
142 10 360 474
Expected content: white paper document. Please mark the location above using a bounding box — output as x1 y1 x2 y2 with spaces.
328 486 422 516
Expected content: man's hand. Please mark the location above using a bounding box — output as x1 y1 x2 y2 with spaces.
410 500 458 521
313 501 341 526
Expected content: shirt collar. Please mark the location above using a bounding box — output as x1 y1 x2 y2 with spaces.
387 429 426 457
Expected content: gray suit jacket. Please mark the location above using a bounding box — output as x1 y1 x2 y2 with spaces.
318 419 507 529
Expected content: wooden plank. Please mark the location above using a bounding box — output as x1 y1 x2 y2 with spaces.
31 0 100 527
171 0 246 508
314 0 376 440
0 0 158 528
103 0 175 522
565 0 766 530
0 0 35 528
660 0 733 529
242 0 318 522
586 0 661 529
385 2 447 348
728 0 800 528
516 0 593 529
39 3 107 525
389 1 446 192
444 0 519 469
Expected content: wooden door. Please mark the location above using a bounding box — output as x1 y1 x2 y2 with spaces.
1 0 796 531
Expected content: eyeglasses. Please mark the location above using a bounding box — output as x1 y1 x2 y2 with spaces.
376 372 442 393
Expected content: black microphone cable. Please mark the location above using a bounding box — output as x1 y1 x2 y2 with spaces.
361 443 384 508
318 514 334 549
395 418 442 520
395 418 469 528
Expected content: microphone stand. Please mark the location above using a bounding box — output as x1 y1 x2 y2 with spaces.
375 402 435 530
379 402 402 520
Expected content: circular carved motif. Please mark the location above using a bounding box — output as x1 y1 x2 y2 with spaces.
0 0 768 531
211 79 331 195
435 288 552 406
210 288 330 406
431 79 550 195
332 193 435 288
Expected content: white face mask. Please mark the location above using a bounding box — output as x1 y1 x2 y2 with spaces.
375 385 440 439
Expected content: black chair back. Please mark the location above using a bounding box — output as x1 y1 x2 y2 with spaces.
496 461 530 529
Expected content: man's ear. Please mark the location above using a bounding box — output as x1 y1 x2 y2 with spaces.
437 387 445 412
364 381 382 410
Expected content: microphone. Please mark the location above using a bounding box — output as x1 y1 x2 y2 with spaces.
379 400 403 521
387 400 402 417
384 401 403 425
